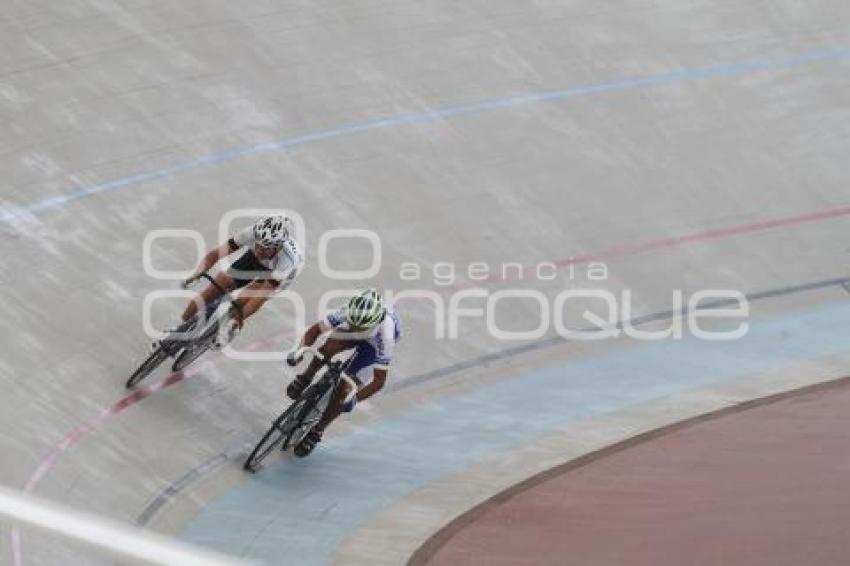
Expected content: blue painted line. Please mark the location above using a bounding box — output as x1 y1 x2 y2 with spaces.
183 301 850 564
4 47 850 224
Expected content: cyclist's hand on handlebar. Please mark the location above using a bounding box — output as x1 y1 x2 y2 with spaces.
286 347 305 367
285 350 300 367
181 274 201 289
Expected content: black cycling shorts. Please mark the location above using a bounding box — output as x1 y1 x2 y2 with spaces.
227 250 277 289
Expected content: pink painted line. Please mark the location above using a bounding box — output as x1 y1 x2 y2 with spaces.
558 206 850 266
10 331 298 566
10 204 850 565
438 205 850 293
23 368 204 494
11 360 215 566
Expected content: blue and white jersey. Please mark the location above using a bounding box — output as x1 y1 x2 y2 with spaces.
320 306 401 370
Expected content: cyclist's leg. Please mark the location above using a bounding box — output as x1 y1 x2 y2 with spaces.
316 343 375 431
181 271 236 322
210 278 276 350
293 374 354 457
232 279 277 323
294 343 373 457
287 338 355 399
224 249 277 324
318 371 360 430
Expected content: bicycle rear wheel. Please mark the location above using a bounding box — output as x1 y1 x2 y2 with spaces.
126 348 169 389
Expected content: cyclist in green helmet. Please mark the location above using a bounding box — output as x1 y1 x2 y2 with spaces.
286 288 402 457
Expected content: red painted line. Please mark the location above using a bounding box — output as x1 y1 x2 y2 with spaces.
11 204 850 565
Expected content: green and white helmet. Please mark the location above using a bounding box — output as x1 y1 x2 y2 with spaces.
346 289 385 329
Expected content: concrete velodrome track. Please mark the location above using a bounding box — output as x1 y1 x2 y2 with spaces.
1 1 849 564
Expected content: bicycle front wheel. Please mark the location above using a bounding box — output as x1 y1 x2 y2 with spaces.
243 422 287 473
126 348 169 389
243 398 309 472
282 384 335 450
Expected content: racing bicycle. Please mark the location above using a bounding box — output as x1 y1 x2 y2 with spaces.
126 273 241 388
243 347 350 472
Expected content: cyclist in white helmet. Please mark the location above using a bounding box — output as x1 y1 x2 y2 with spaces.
286 288 402 457
160 215 304 350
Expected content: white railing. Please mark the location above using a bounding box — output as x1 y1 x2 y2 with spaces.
1 486 250 566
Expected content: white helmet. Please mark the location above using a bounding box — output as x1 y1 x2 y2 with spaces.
253 215 291 248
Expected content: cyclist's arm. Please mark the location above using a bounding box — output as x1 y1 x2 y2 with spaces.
291 305 340 359
356 368 387 401
298 321 325 348
187 239 239 282
269 241 303 292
